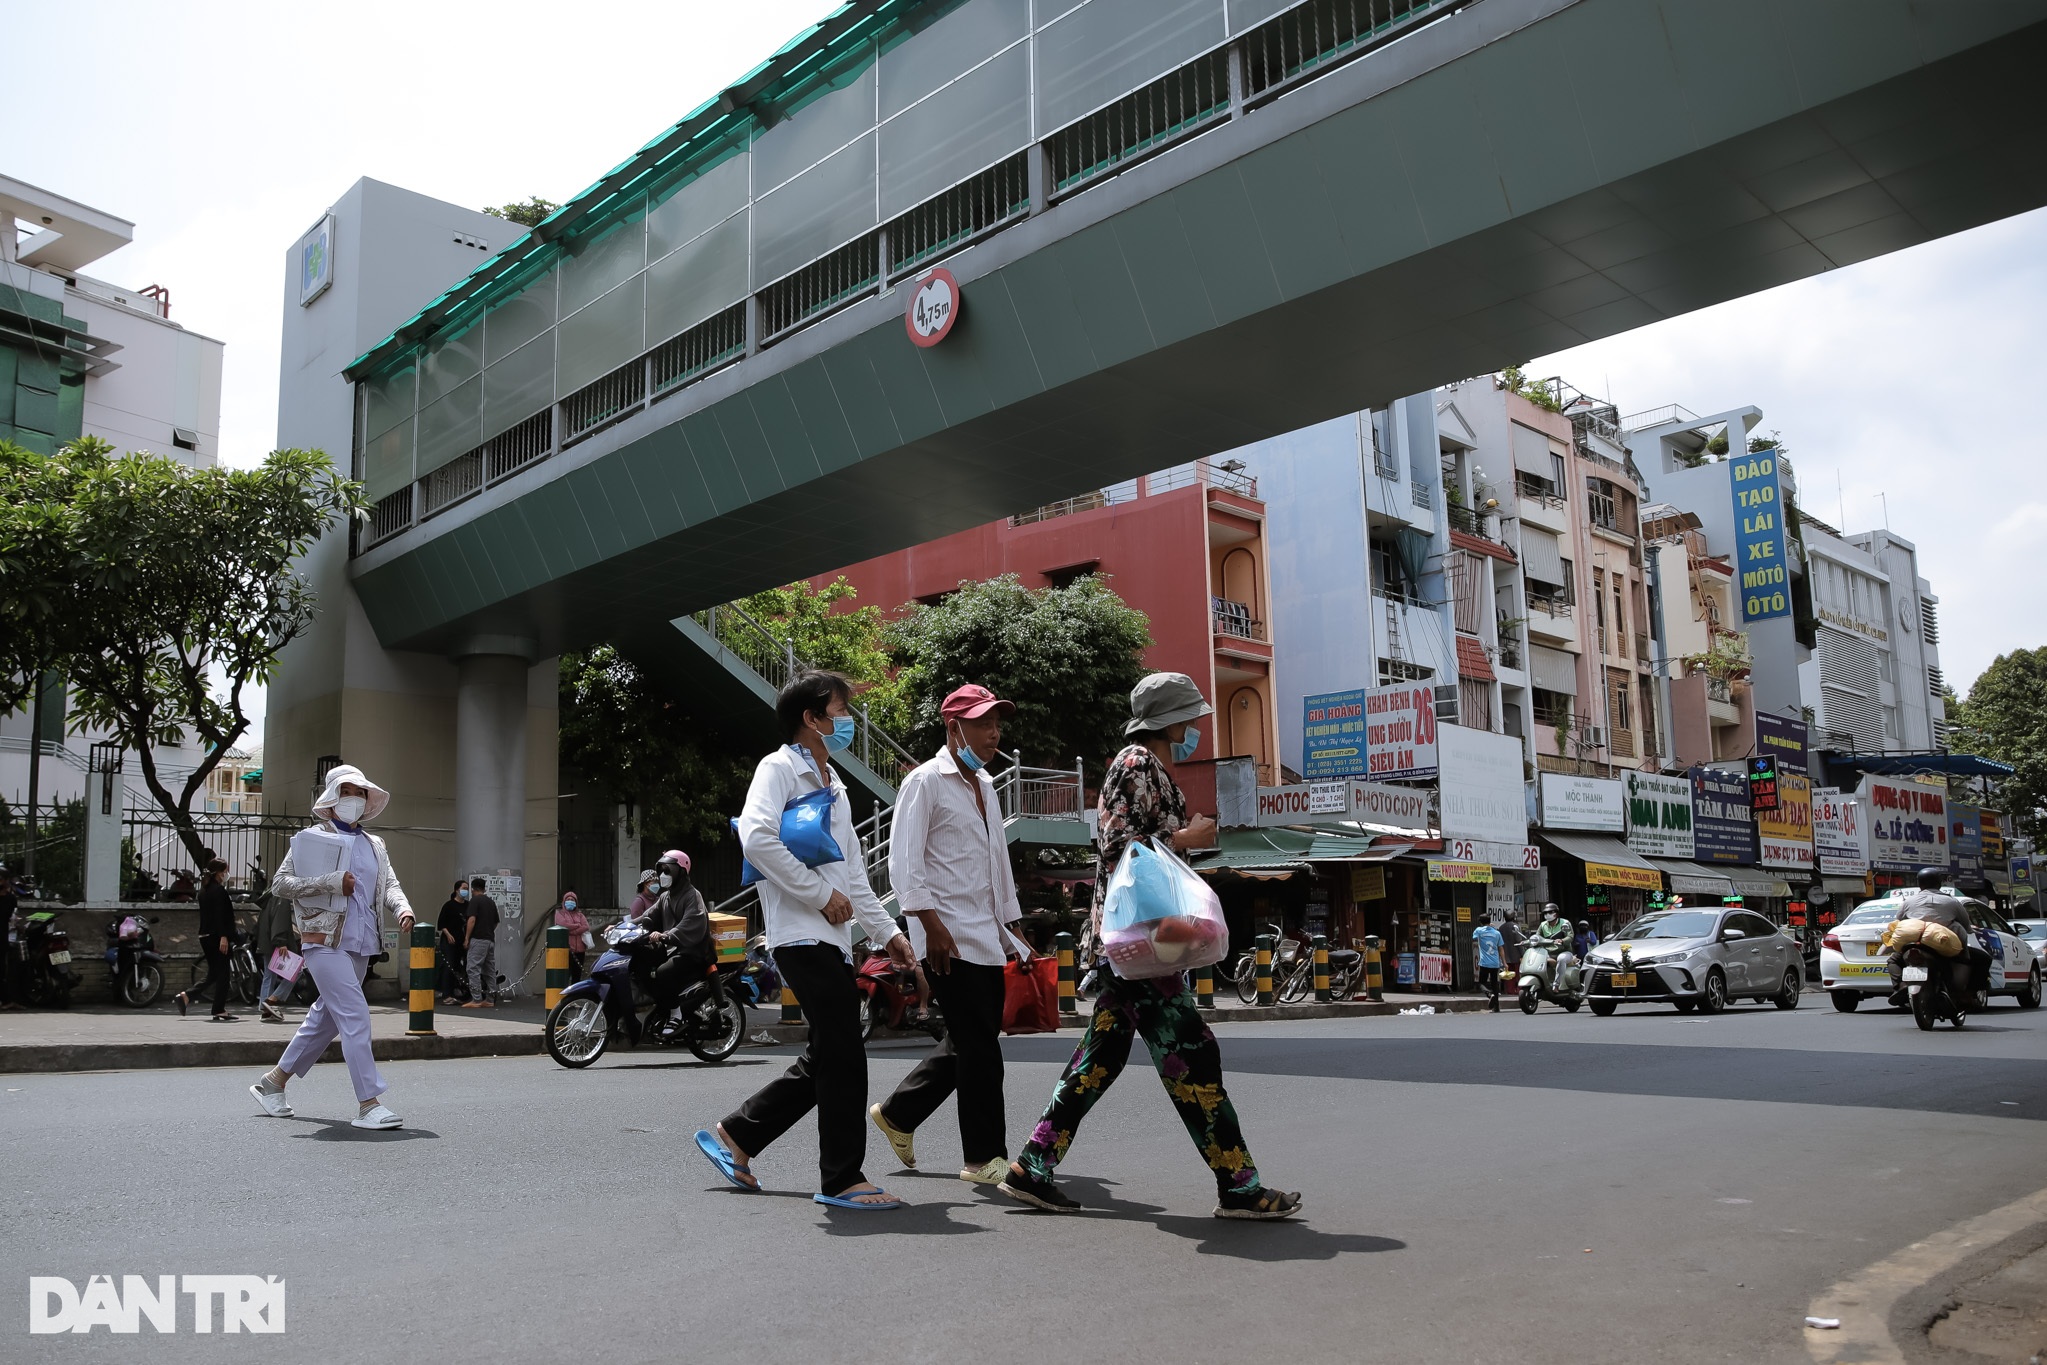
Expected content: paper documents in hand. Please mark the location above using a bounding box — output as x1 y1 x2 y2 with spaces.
288 826 355 914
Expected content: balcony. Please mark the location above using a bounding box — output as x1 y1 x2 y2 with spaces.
1705 675 1732 703
1526 589 1573 619
1497 637 1524 670
1212 598 1266 642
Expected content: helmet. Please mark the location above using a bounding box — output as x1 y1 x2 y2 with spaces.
659 849 691 874
1543 904 1560 918
1915 866 1945 890
1575 920 1590 931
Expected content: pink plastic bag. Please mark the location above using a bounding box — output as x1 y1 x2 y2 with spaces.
1100 840 1229 980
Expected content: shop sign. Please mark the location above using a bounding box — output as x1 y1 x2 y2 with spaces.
1363 682 1438 781
1730 453 1791 621
1949 803 1984 881
1443 838 1539 869
1395 953 1418 986
1302 688 1369 778
1255 780 1431 830
1418 953 1452 986
1350 866 1386 902
1436 724 1528 846
1624 772 1695 860
1816 604 1888 643
1812 788 1869 877
1980 810 2008 876
1427 860 1492 883
1486 877 1518 917
1455 906 1471 923
1690 766 1756 864
1539 774 1624 832
1748 755 1779 811
904 267 960 347
1755 713 1809 775
1348 781 1432 831
1585 859 1663 891
2013 855 2033 888
1759 772 1812 869
1860 776 1948 870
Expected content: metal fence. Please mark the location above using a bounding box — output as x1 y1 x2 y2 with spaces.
122 810 312 901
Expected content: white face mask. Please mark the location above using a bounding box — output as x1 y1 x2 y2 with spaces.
658 872 673 889
331 795 367 824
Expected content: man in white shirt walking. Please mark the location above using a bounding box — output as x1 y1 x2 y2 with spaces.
695 671 918 1210
870 685 1032 1186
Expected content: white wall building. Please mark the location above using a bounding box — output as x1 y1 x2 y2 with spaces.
1798 519 1947 756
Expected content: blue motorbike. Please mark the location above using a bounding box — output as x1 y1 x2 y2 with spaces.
545 920 762 1068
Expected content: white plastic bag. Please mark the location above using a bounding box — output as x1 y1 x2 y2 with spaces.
1100 839 1228 980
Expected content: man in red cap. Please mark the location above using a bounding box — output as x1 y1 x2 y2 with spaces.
869 684 1034 1185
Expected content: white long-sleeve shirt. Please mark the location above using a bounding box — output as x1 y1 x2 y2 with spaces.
891 747 1026 967
740 744 899 956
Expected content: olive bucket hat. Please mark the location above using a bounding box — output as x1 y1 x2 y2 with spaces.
1126 671 1214 736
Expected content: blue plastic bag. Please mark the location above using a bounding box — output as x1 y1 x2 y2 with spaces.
1102 840 1192 931
735 786 845 887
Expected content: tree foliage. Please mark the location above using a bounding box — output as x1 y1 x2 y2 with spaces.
0 437 363 862
1953 648 2047 842
557 646 752 850
724 578 907 733
482 197 558 228
886 574 1151 776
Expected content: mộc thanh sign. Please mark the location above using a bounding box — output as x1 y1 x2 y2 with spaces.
1301 688 1369 778
1812 787 1868 877
1538 773 1624 832
1859 775 1947 870
1624 772 1695 860
1730 452 1791 622
1363 681 1438 780
1255 780 1431 831
905 267 959 347
1690 765 1756 864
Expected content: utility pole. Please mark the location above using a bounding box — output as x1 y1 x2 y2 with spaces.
24 672 46 879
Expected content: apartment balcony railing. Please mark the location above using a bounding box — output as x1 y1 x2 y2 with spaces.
1010 479 1139 526
1497 638 1523 670
1586 488 1618 531
1526 590 1573 618
1212 598 1266 642
1515 472 1564 508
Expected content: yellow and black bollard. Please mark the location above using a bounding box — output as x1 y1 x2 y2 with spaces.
1194 963 1215 1011
544 926 569 1012
1363 934 1384 1002
1313 934 1330 1003
407 923 437 1036
1055 932 1078 1020
1254 934 1274 1007
780 984 802 1026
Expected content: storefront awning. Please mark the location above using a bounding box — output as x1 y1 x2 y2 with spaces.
1725 871 1794 899
1541 834 1662 891
1648 859 1735 896
1193 828 1411 878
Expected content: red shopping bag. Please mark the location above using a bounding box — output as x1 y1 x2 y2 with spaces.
1002 955 1060 1035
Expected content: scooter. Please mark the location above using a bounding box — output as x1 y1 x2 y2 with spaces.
104 913 166 1007
1899 942 1971 1031
1516 940 1584 1015
855 948 944 1042
544 920 746 1068
17 910 79 1008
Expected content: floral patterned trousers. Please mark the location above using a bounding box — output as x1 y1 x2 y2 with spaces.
1015 974 1262 1196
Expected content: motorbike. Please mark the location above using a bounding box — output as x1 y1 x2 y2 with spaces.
725 934 782 1012
1899 941 1972 1031
545 920 747 1068
17 910 80 1008
104 913 166 1007
855 948 945 1042
1516 939 1584 1015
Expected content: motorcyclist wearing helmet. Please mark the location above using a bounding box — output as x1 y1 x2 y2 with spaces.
1572 919 1600 960
641 851 718 1011
1535 905 1574 954
1886 867 1988 1006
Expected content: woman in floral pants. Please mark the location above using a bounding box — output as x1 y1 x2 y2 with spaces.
999 673 1302 1220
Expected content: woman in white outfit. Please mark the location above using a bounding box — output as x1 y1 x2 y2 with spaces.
249 764 415 1129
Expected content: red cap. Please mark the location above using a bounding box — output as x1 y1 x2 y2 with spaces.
940 684 1015 721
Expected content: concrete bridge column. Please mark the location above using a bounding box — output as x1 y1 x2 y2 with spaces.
454 638 535 996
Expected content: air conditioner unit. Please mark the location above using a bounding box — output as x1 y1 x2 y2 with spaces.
1586 727 1606 749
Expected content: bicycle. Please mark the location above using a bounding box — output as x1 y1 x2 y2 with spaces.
1229 922 1306 1003
189 929 262 1008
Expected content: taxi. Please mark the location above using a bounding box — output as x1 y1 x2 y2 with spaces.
1821 893 2043 1012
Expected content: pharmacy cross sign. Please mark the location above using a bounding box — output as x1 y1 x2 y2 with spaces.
905 267 960 347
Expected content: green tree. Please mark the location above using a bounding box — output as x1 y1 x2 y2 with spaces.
558 646 752 851
1953 648 2047 842
483 197 558 229
0 436 363 863
886 573 1151 776
723 577 907 733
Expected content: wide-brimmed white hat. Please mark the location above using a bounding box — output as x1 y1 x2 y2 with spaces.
313 764 390 822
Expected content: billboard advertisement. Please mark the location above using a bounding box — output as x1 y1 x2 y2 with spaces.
1539 774 1625 833
1435 724 1528 848
1302 689 1369 779
1690 766 1756 864
1861 776 1948 870
1362 681 1439 781
1624 772 1695 860
1752 714 1811 870
1730 452 1791 622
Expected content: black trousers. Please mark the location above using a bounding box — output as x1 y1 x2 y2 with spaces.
438 942 470 1000
189 937 231 1015
721 945 871 1197
1478 966 1500 1002
879 959 1007 1165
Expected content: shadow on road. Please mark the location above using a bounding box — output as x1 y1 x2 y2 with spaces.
992 1175 1406 1262
287 1118 440 1142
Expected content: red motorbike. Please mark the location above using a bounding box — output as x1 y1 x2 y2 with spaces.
854 949 945 1042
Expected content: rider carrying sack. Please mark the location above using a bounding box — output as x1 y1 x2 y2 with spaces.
1887 868 1990 1005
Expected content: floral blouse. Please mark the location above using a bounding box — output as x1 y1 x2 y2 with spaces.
1093 744 1187 920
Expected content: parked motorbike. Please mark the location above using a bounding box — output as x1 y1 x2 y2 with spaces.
124 867 161 902
104 913 166 1007
545 920 746 1068
1900 942 1971 1031
17 910 79 1008
855 948 944 1042
1516 940 1583 1015
726 934 782 1012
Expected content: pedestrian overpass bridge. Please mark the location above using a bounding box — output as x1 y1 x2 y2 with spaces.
346 0 2047 661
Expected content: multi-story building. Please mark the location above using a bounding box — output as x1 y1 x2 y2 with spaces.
1 175 226 809
810 457 1279 816
1836 527 1946 753
1641 501 1754 767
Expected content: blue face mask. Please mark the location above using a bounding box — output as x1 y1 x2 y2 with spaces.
562 899 577 912
823 715 857 753
951 726 984 773
1171 726 1201 762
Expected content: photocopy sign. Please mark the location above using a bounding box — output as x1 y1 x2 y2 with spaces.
1364 682 1438 780
1255 780 1430 831
1624 772 1695 860
1302 689 1369 778
1730 453 1791 622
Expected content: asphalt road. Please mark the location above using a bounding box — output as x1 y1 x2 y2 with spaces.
7 993 2044 1364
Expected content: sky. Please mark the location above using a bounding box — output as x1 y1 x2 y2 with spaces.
8 0 2043 722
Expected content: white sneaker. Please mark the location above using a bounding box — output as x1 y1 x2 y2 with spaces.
351 1103 403 1130
960 1157 1009 1185
250 1081 293 1118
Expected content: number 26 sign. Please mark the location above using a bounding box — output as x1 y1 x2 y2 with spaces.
905 267 960 347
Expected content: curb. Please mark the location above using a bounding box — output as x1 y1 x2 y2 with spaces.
0 1030 543 1075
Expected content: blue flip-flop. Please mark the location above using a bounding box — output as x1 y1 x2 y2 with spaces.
813 1187 904 1210
694 1129 758 1192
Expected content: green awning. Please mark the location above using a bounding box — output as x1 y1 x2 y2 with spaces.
1193 828 1410 876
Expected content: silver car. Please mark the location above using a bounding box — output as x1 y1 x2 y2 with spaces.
1583 906 1804 1015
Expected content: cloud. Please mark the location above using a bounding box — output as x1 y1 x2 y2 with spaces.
1531 205 2047 696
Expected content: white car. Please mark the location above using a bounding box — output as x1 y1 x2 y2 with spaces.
1821 895 2043 1012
